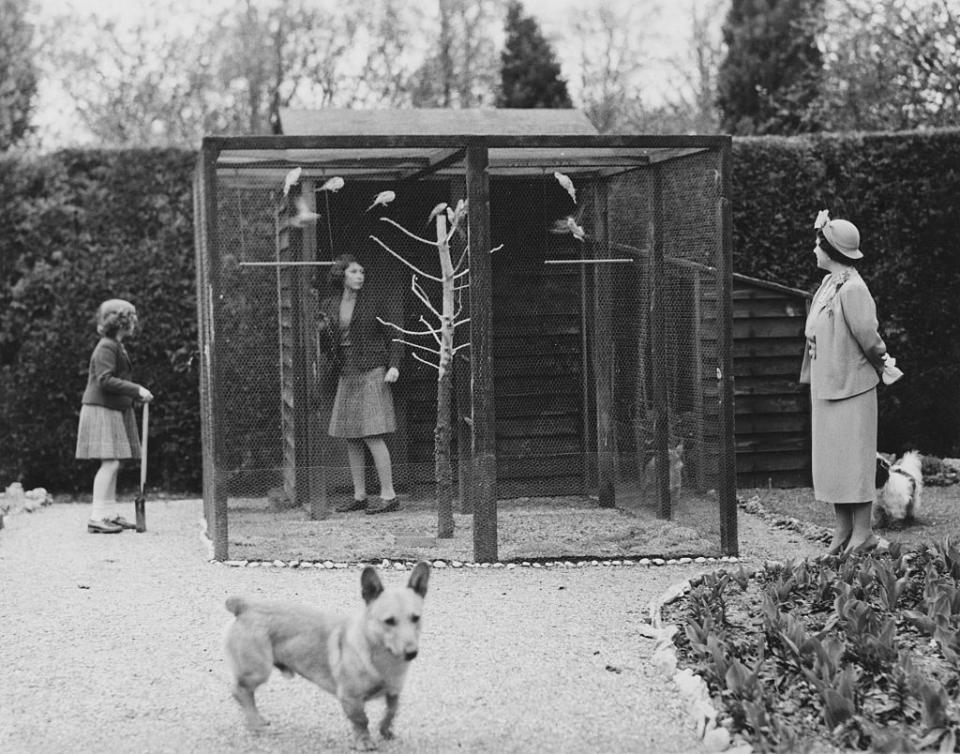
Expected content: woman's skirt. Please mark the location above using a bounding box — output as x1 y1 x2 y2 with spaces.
328 367 396 438
811 387 876 504
75 404 141 459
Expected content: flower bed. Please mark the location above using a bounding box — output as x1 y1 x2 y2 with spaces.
662 542 960 752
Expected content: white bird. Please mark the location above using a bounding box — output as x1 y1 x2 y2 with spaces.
288 195 320 227
550 215 586 242
427 202 448 226
366 190 396 212
319 176 344 192
554 171 577 204
283 167 302 197
445 198 467 226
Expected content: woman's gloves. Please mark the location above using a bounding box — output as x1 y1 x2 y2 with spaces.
881 354 904 385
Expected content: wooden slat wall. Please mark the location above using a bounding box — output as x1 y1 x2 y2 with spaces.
731 277 810 487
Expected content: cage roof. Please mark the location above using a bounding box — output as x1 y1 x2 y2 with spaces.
210 108 722 187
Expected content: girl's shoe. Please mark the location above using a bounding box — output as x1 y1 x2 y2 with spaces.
366 497 399 515
335 498 367 513
108 516 138 530
88 518 123 534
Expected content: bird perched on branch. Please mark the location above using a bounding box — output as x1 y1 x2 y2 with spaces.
283 167 302 196
366 190 396 212
320 176 344 193
554 171 577 204
427 203 448 225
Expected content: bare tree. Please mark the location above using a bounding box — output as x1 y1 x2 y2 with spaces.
370 202 480 538
655 0 725 133
409 0 505 107
41 0 421 146
573 0 657 133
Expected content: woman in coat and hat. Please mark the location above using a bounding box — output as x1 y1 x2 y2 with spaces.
801 210 891 556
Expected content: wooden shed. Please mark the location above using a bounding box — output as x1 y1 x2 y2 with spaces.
731 274 812 488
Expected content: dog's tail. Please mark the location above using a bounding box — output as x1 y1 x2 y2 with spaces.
225 596 247 616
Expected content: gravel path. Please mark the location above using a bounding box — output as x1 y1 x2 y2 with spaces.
0 499 821 754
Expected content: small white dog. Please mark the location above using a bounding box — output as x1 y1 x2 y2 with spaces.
876 450 923 528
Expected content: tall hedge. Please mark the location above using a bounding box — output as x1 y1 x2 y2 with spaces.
0 149 198 492
731 130 960 456
1 133 958 493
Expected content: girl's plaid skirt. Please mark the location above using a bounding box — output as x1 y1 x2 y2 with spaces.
328 367 396 438
75 404 141 459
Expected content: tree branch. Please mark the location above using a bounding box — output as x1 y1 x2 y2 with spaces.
378 216 440 247
368 235 441 281
411 352 441 372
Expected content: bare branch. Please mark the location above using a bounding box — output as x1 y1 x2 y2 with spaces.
454 268 470 280
376 315 440 340
453 342 472 354
394 338 441 355
378 216 440 247
452 317 471 329
421 315 443 346
411 352 441 372
368 235 441 281
411 277 443 319
489 243 504 254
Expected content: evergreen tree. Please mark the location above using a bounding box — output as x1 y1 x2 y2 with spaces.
716 0 824 135
0 0 38 150
497 0 572 108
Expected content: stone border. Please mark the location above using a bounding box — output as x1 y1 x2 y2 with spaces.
207 554 745 570
646 576 754 754
738 494 833 546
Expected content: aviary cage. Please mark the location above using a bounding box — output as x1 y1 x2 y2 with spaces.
193 111 737 563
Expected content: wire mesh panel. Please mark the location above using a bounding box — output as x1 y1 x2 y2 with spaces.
195 135 736 563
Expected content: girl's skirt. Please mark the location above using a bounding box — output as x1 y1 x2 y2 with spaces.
75 404 141 459
328 367 396 438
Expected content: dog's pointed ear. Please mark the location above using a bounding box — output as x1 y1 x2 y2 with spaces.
361 566 384 604
408 561 430 598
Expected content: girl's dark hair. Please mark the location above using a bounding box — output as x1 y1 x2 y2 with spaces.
817 231 861 268
326 254 361 290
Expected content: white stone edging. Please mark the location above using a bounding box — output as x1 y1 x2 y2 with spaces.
646 576 754 754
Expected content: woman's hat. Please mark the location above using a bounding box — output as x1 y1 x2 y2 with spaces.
814 210 862 259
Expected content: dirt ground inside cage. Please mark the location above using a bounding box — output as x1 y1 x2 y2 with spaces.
226 488 732 563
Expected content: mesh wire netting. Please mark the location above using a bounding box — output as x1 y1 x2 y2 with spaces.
196 143 734 562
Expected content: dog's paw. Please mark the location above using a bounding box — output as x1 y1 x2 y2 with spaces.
351 735 378 751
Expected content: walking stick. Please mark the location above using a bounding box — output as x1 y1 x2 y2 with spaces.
135 401 148 533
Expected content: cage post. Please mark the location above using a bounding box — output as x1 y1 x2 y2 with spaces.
466 144 497 562
450 177 475 515
692 269 707 491
297 180 329 519
591 182 616 507
650 164 671 519
718 138 739 555
199 140 228 560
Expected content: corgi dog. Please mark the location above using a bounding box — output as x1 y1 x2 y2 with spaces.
223 562 430 751
644 442 684 496
876 450 923 528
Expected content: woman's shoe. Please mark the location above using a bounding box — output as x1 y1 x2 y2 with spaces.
87 518 123 534
335 498 367 513
826 535 851 557
108 516 138 530
366 497 399 515
842 534 880 558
